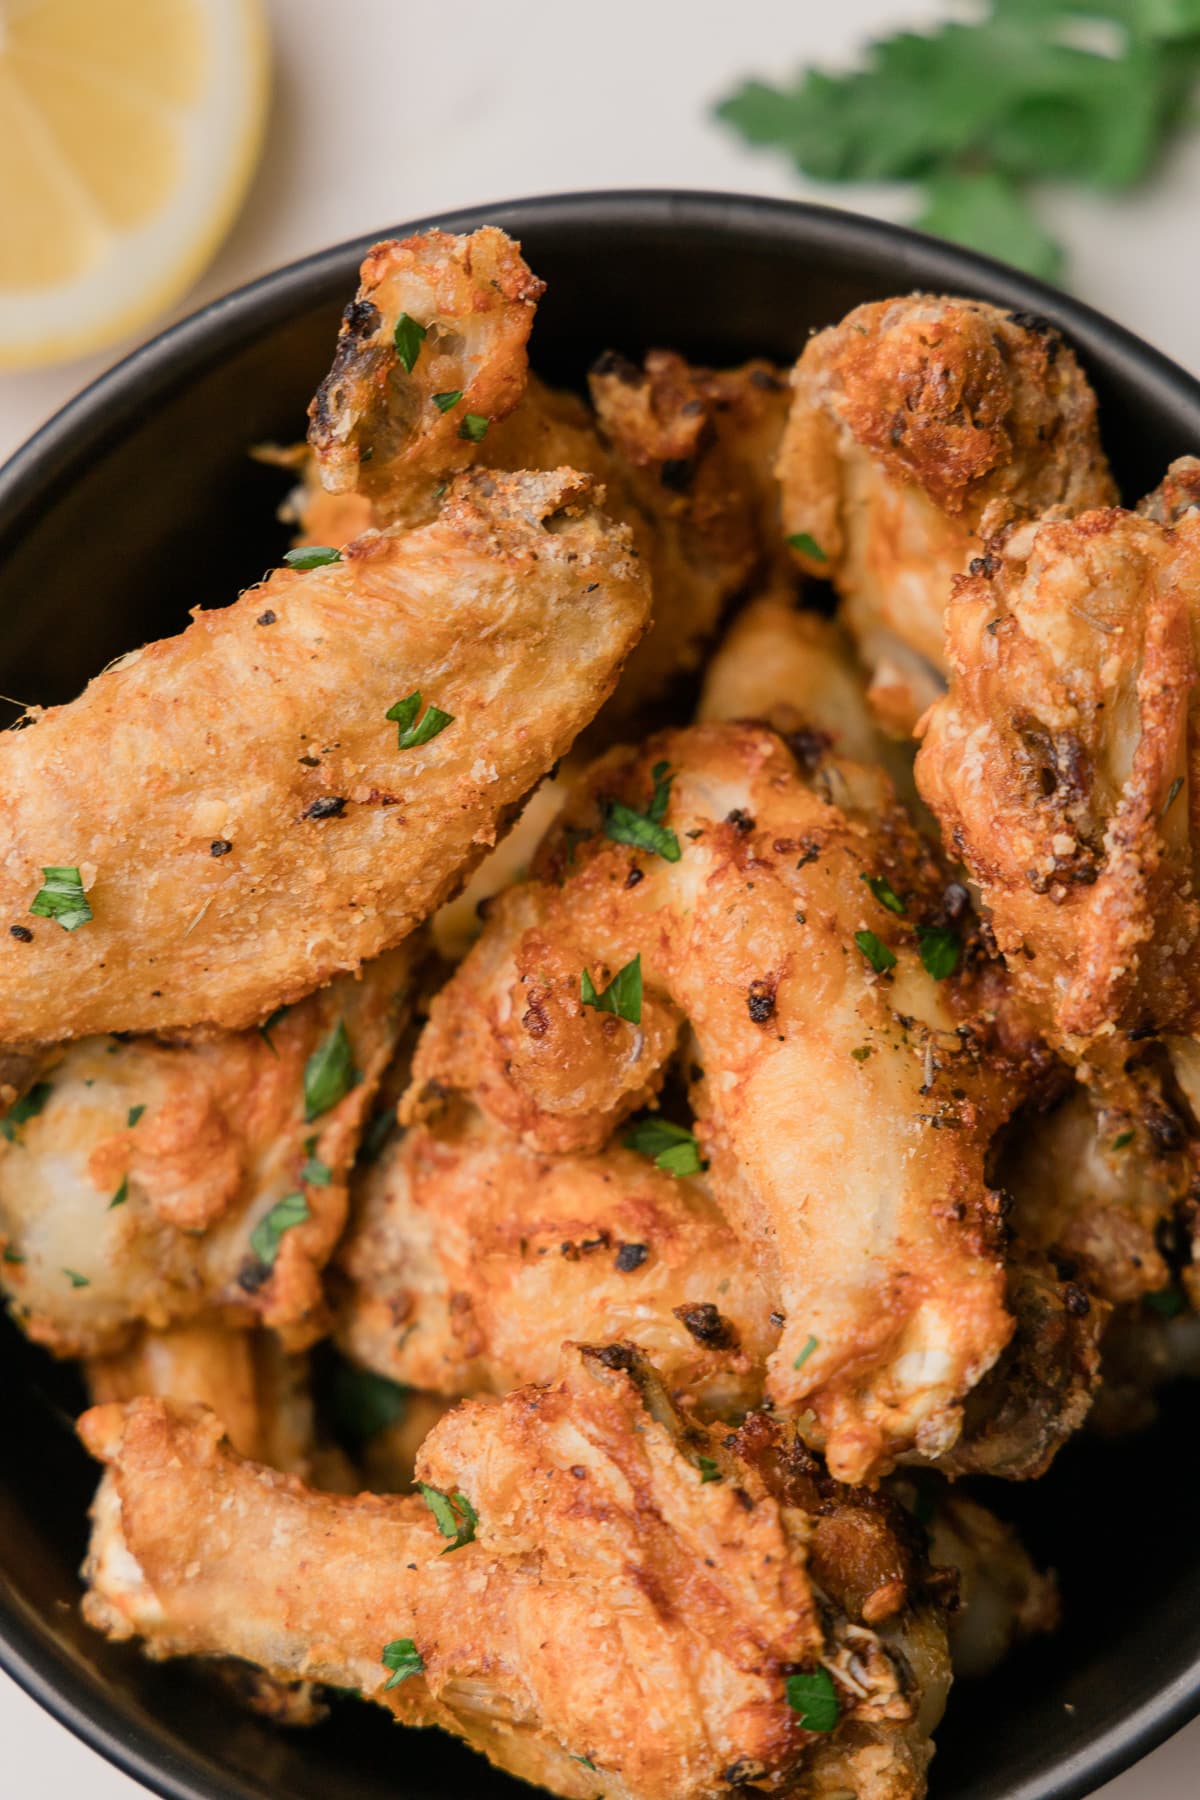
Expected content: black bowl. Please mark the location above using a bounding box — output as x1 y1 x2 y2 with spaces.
1 190 1198 1800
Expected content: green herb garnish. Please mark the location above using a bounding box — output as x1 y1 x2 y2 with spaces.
301 1135 333 1186
386 691 455 751
862 873 906 915
63 1268 90 1289
359 1105 397 1165
697 1456 722 1484
304 1019 358 1121
571 1755 597 1770
458 413 489 442
30 866 91 931
108 1176 128 1210
432 389 464 413
916 924 961 981
1111 1129 1135 1151
283 545 342 570
393 312 428 373
418 1483 479 1553
855 930 896 975
127 1104 145 1128
330 1360 409 1441
624 1116 706 1177
381 1638 424 1689
2 1247 24 1265
604 761 681 863
850 1046 872 1063
1164 775 1185 816
786 531 828 562
1 1081 52 1143
258 1005 288 1056
581 954 642 1025
786 1666 839 1733
793 1333 819 1371
250 1192 310 1266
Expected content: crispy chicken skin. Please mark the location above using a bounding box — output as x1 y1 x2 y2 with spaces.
0 946 416 1355
0 469 647 1045
915 506 1200 1046
336 1098 775 1413
778 297 1114 734
404 721 1023 1482
81 1345 950 1800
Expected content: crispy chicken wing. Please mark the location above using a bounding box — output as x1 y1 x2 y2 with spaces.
336 1097 774 1414
923 1489 1059 1680
777 297 1114 734
404 721 1026 1482
915 505 1200 1046
81 1344 950 1800
0 946 416 1355
0 469 647 1044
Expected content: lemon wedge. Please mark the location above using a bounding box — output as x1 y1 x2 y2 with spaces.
0 0 269 369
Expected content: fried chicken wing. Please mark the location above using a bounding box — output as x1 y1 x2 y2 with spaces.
0 945 416 1355
777 297 1114 734
81 1344 950 1800
404 722 1022 1482
915 506 1200 1046
923 1489 1059 1680
336 1097 774 1413
0 469 647 1044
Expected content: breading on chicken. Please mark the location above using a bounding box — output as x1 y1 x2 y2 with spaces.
0 469 647 1045
336 1097 775 1414
915 505 1200 1047
0 946 417 1356
80 1343 951 1800
403 720 1032 1483
777 296 1115 734
922 1489 1059 1680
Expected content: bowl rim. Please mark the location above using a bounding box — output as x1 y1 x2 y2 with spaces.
1 185 1198 1800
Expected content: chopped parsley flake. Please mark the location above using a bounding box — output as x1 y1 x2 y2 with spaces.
386 691 455 751
697 1456 722 1484
862 872 906 915
432 389 464 413
108 1176 129 1210
786 1666 839 1732
127 1104 145 1128
393 312 428 373
571 1755 597 1770
604 761 681 862
581 954 642 1025
381 1638 424 1689
850 1046 871 1063
916 924 961 980
1111 1129 1135 1151
1164 775 1185 816
1 1081 52 1143
63 1268 90 1289
2 1247 24 1265
304 1019 359 1121
250 1192 310 1266
855 929 896 975
301 1135 333 1186
624 1115 706 1177
458 413 489 442
258 1004 289 1056
793 1334 818 1371
786 531 828 563
283 544 342 570
417 1483 478 1553
30 866 92 932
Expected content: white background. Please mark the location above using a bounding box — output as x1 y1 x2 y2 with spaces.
1 1 1198 1793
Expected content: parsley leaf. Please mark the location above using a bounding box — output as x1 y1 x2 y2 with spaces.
571 1755 597 1771
916 924 961 980
605 761 681 862
127 1104 146 1128
624 1116 706 1176
304 1020 358 1121
855 929 897 975
30 866 92 931
393 313 427 373
1111 1129 1135 1150
1 1081 52 1143
250 1192 309 1267
432 389 464 413
786 1667 839 1733
862 872 906 916
417 1483 479 1553
381 1638 424 1689
283 545 342 570
386 691 455 750
793 1333 819 1371
300 1135 333 1186
458 413 489 442
109 1176 129 1210
786 531 828 562
581 954 642 1024
330 1360 409 1441
916 166 1063 282
63 1268 90 1289
697 1456 722 1484
258 1004 288 1056
2 1247 24 1265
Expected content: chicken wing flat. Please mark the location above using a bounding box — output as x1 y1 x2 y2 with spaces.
0 469 647 1044
81 1343 950 1800
404 721 1029 1482
0 944 416 1355
336 1097 774 1414
777 296 1115 734
915 505 1200 1046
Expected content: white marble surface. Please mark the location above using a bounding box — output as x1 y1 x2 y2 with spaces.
1 1 1198 1793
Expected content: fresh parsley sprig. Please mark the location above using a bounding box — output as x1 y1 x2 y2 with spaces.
386 691 455 751
381 1637 424 1689
624 1115 706 1177
30 865 92 931
604 761 681 863
417 1483 479 1553
581 954 642 1024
